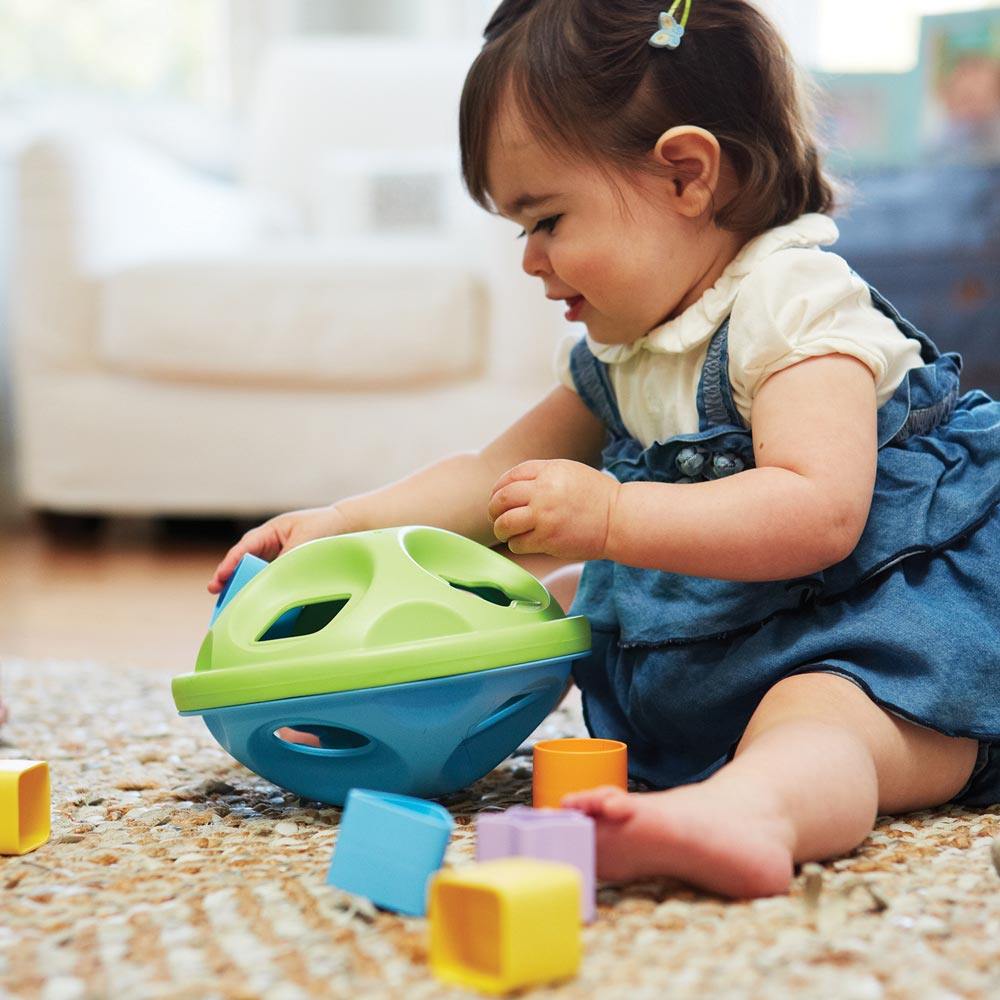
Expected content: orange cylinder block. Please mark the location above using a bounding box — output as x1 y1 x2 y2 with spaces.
532 738 628 808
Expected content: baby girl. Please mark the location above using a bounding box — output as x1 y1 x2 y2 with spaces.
211 0 1000 898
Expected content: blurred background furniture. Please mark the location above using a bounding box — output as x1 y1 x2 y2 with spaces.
2 2 998 524
9 38 564 518
822 9 1000 396
836 163 1000 394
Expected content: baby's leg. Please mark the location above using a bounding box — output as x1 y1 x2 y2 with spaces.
564 672 978 898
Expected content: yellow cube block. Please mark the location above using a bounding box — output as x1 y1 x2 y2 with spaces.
429 857 581 995
0 760 51 855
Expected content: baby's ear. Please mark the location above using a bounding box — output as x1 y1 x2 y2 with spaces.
651 126 722 218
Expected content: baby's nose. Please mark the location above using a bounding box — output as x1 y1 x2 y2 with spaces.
521 240 551 279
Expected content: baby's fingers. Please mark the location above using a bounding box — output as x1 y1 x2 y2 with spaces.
487 480 533 522
562 785 634 822
208 547 244 594
207 529 279 593
491 460 544 495
492 506 535 545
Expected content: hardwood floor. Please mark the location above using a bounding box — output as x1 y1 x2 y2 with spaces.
0 517 238 674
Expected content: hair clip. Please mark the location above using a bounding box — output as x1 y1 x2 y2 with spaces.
649 0 692 50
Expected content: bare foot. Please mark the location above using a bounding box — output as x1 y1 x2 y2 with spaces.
562 781 796 899
274 727 321 748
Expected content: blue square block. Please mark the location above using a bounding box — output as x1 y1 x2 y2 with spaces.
210 553 300 637
210 553 269 625
327 789 454 916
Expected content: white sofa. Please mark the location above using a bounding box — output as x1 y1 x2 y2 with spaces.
10 39 566 517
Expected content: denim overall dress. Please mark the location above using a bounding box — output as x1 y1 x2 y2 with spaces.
567 284 1000 804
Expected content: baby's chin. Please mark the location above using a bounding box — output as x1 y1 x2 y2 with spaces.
584 321 649 347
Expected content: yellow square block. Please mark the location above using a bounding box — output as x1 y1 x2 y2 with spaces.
0 760 51 855
429 857 581 995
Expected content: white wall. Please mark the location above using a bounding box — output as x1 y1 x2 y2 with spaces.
0 153 16 521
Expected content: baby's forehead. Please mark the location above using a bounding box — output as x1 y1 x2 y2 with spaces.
486 127 556 211
488 103 546 171
485 106 595 214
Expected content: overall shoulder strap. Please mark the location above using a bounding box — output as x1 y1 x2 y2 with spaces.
568 338 629 437
697 319 748 431
866 283 948 366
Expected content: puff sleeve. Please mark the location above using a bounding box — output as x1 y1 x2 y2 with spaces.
553 332 580 393
728 248 923 423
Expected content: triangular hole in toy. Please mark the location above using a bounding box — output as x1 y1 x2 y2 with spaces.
446 580 540 608
257 598 350 641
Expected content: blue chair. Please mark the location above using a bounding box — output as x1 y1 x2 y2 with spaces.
836 164 1000 396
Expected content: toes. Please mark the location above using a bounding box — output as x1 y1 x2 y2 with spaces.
562 785 631 819
599 790 638 822
274 727 322 748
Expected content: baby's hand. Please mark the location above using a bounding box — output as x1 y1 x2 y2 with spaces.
207 505 354 594
488 459 619 561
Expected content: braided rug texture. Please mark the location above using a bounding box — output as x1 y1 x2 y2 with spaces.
1 658 1000 1000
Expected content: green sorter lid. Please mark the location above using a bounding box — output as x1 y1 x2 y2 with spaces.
172 526 591 712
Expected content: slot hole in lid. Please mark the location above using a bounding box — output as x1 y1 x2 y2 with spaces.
257 597 350 641
445 580 540 609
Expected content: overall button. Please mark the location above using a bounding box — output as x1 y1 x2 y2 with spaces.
710 453 745 478
675 447 706 478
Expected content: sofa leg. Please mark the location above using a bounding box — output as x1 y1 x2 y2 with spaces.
154 515 247 544
35 510 108 541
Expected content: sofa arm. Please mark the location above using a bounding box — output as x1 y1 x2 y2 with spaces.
12 129 287 369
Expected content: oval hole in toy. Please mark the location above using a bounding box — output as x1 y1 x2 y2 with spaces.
445 580 541 609
257 597 350 641
272 725 372 753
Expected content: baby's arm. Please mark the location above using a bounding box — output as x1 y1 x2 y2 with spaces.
209 385 605 590
337 385 606 547
606 353 878 581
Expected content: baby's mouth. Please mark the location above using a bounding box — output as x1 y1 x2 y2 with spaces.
564 295 586 322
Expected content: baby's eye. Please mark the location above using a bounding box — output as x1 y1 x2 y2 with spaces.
517 214 562 239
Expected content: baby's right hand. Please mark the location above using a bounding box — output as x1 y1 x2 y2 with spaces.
208 505 355 594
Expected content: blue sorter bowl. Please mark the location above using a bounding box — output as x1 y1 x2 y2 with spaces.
182 654 577 805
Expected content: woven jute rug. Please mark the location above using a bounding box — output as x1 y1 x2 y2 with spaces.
2 658 999 1000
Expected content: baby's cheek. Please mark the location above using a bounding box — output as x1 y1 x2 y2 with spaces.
558 247 606 292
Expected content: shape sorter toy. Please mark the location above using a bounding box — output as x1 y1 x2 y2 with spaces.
0 759 51 856
477 806 596 922
172 527 590 806
327 788 453 916
429 857 582 994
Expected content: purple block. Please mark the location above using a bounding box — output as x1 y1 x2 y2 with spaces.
476 806 596 922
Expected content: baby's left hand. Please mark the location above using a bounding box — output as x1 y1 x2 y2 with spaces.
488 459 619 561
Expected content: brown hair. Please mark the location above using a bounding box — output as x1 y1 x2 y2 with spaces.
460 0 836 234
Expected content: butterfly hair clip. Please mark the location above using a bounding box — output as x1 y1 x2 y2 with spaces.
649 0 693 50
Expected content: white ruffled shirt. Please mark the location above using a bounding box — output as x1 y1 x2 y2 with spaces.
555 214 924 447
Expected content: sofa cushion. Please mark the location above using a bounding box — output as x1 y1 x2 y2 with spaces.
96 246 488 387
